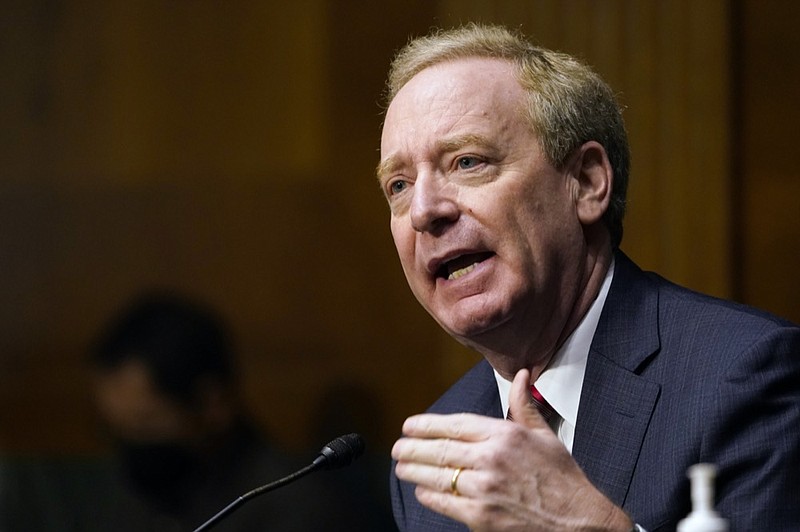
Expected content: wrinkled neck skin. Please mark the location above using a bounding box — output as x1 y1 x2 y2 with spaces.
463 230 612 383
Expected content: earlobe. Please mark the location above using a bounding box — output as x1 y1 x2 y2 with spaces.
572 141 613 225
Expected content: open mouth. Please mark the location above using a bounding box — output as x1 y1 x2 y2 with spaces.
436 252 495 281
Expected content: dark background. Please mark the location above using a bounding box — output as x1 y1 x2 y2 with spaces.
1 1 798 461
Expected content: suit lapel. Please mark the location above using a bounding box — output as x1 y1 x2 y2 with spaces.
572 252 662 506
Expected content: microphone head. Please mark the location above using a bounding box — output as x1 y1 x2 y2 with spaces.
316 433 365 470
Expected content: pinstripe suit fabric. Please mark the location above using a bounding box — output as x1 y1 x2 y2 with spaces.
390 251 800 531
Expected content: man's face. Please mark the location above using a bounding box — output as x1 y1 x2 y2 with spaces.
378 58 587 358
93 358 202 444
93 358 210 505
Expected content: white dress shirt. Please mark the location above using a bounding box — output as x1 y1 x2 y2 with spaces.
494 257 615 453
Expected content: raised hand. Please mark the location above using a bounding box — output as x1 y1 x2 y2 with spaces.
391 368 633 531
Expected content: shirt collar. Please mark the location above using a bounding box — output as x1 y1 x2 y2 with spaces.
494 257 615 425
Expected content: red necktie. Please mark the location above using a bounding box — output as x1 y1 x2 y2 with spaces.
529 385 557 424
507 384 558 424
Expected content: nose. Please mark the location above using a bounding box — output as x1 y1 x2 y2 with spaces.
409 172 459 233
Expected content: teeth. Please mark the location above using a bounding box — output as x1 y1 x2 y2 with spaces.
448 263 477 280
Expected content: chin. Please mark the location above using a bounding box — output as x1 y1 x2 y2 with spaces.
439 310 508 343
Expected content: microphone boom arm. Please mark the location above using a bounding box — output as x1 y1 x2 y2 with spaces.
193 462 319 532
192 433 364 532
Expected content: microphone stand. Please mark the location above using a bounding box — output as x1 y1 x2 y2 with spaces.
192 432 364 532
193 461 319 532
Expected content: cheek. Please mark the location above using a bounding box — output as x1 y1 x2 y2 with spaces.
390 222 432 304
390 219 413 257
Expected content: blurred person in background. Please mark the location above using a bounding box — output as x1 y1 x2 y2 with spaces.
89 290 352 531
1 290 358 531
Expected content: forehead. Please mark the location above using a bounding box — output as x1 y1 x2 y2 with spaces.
380 57 526 159
392 56 521 108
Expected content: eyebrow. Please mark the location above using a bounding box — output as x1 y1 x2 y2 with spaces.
375 155 401 183
437 133 493 154
375 133 496 182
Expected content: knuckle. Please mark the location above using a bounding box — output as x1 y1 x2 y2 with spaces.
480 444 508 469
416 485 443 508
451 414 467 439
474 472 503 495
471 500 504 529
438 438 451 466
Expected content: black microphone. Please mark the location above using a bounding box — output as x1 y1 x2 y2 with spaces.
193 433 365 532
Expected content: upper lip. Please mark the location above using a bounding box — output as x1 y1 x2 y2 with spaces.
425 248 494 278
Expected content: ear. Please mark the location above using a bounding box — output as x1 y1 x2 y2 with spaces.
568 141 613 225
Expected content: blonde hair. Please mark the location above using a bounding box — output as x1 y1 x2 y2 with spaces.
385 24 630 248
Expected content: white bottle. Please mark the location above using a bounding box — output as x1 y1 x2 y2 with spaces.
677 463 729 532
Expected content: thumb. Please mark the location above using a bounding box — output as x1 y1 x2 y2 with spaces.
507 368 548 429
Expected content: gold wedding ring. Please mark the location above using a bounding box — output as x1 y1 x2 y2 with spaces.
450 467 463 496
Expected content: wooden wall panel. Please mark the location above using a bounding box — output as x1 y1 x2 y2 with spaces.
736 0 800 324
0 0 351 452
0 0 796 456
0 0 444 454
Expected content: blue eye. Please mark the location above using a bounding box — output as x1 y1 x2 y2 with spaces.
457 156 480 170
389 180 408 195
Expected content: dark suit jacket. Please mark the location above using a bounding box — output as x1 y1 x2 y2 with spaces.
390 251 800 531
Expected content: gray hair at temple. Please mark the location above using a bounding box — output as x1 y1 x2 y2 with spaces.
384 23 630 249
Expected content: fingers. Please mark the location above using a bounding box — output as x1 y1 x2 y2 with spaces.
508 367 533 416
392 433 474 468
393 412 510 470
400 412 497 440
392 413 505 501
414 483 480 524
507 368 549 430
394 461 473 497
413 484 481 528
390 464 479 530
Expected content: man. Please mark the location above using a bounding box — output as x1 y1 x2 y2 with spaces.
378 24 800 531
87 291 340 531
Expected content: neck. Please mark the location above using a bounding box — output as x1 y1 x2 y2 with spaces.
477 243 613 382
